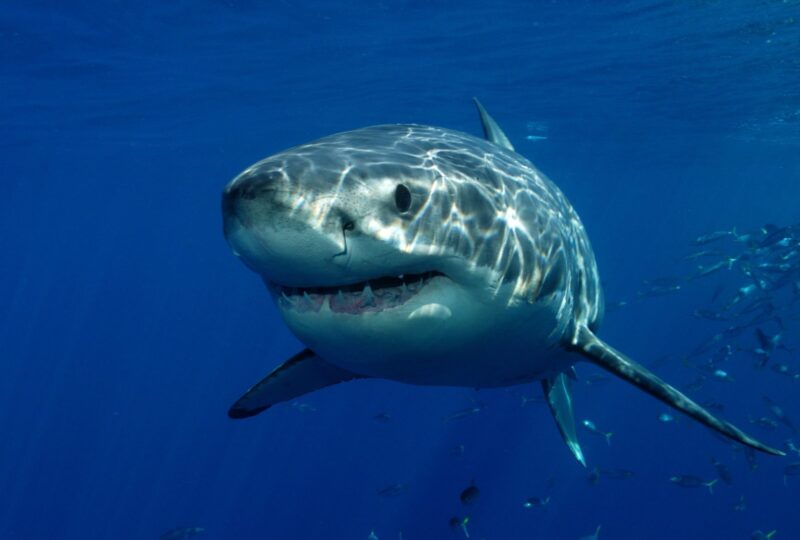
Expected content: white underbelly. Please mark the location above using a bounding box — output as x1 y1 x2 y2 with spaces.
279 280 572 388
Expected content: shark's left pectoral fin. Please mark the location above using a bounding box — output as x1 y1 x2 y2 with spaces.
542 372 586 466
569 326 784 456
229 348 364 419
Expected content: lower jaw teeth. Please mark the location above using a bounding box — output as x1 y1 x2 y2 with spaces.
278 278 429 314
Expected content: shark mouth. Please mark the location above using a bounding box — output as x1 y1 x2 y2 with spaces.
270 271 445 314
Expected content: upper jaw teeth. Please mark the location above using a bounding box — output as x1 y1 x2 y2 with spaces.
273 271 443 313
361 283 375 306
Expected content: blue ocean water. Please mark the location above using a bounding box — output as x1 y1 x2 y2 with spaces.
2 1 799 538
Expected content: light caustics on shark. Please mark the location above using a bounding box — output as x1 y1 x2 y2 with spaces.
221 99 784 462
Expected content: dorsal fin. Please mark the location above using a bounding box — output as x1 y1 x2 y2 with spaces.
473 97 514 151
569 326 784 456
542 372 586 466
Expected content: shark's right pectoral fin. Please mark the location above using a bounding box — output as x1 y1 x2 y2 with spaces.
228 348 364 419
542 372 586 466
570 326 784 456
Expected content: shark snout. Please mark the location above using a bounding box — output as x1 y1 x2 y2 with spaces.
221 172 277 237
221 173 354 286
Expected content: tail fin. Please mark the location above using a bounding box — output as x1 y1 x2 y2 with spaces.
568 326 784 456
704 478 718 494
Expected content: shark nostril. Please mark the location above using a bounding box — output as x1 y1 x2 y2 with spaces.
339 209 356 232
221 181 267 218
241 186 257 200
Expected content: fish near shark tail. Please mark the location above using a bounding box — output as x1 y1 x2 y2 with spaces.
579 525 601 540
567 326 785 457
460 517 470 539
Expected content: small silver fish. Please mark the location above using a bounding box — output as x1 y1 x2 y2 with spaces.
600 468 635 480
658 413 675 423
377 483 408 497
523 496 551 508
750 530 777 540
460 482 480 505
785 439 800 457
712 369 734 382
291 402 317 413
764 396 797 431
750 416 778 431
693 230 733 245
373 412 392 423
582 419 613 445
670 475 718 493
711 458 732 485
684 249 725 260
579 525 602 540
450 444 466 457
448 516 470 538
521 394 546 407
443 401 485 422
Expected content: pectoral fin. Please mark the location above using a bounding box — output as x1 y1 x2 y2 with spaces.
228 348 363 419
473 97 514 151
569 326 784 456
542 372 586 466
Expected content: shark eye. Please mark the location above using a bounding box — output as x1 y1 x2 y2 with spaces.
394 184 412 213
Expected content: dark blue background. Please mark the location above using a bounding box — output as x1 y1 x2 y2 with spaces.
2 1 799 538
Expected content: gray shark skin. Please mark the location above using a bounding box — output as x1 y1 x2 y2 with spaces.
221 100 783 460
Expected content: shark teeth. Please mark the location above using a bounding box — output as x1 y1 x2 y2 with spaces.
361 283 375 306
274 271 445 314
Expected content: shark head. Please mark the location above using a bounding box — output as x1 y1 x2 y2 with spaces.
222 125 580 381
222 126 487 291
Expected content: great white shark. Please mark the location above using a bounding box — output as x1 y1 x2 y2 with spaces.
221 99 783 462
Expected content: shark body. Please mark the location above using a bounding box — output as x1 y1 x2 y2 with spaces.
221 100 782 461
